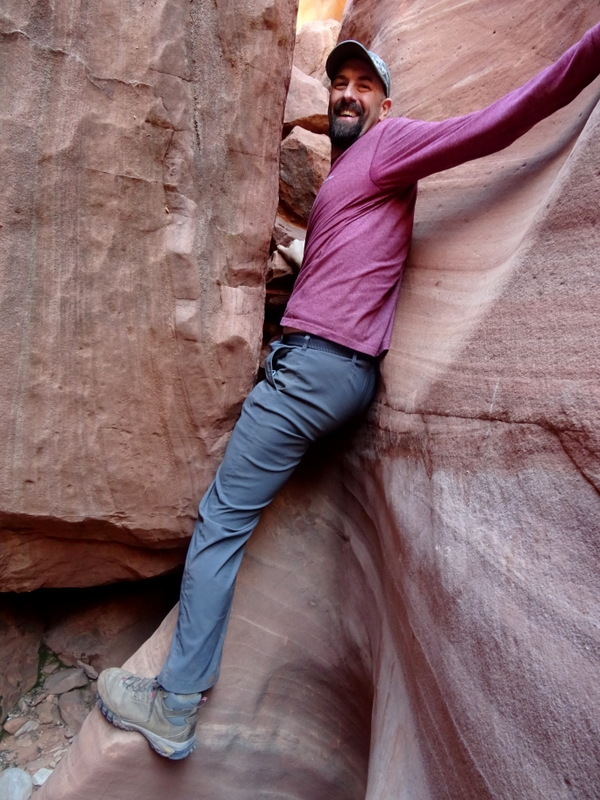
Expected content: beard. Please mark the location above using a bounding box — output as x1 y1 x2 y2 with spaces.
328 99 364 150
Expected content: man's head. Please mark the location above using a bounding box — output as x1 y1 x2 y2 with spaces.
326 40 392 153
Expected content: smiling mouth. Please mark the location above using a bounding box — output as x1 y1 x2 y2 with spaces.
333 100 363 120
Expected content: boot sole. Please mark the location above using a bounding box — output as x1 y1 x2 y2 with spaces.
97 698 196 760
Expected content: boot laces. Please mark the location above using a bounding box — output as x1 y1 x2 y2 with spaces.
121 674 157 699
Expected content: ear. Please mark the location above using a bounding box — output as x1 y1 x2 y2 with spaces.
378 98 392 121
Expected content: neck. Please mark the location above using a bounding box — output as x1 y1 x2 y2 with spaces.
329 138 356 165
330 144 343 165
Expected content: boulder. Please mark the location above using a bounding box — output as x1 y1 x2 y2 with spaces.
283 66 329 136
294 18 342 82
279 127 331 223
0 0 297 590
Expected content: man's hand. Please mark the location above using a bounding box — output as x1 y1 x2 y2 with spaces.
276 239 305 271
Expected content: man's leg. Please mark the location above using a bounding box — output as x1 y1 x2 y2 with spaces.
98 339 377 757
158 340 377 693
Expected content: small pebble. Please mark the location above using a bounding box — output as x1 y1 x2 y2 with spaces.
31 694 48 708
14 721 39 738
3 718 27 736
32 768 53 788
76 660 98 681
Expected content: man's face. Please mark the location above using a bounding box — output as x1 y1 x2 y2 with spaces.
328 58 391 150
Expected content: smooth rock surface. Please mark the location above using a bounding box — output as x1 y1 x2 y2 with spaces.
38 462 375 800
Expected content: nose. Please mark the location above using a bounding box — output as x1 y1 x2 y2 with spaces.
341 81 358 101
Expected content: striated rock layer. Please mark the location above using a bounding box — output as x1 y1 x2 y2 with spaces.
15 0 600 798
0 0 297 589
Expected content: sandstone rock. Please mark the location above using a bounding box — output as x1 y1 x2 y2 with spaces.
339 3 600 799
58 689 93 734
75 661 98 681
37 468 374 800
14 721 39 738
271 216 307 249
43 575 181 673
36 698 61 727
0 601 42 724
2 718 27 736
0 0 298 591
11 740 38 765
283 66 329 136
43 670 87 696
265 250 294 283
279 127 331 223
39 4 600 800
294 18 342 82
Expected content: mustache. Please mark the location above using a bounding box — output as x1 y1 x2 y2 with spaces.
332 99 363 117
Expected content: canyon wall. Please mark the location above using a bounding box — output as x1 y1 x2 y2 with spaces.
0 0 296 590
1 0 599 798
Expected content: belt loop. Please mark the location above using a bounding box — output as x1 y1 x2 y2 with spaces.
352 352 358 365
302 334 310 351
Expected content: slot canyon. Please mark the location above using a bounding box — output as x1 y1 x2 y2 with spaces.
0 0 599 798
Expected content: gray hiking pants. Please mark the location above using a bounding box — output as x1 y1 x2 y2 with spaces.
157 334 378 693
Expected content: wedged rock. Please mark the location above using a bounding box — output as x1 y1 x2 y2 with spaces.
265 250 294 283
294 18 341 82
283 66 329 136
279 127 330 224
0 0 297 590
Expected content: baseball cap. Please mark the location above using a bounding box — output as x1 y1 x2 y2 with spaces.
325 40 391 97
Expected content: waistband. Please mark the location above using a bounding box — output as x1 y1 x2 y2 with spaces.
282 333 377 363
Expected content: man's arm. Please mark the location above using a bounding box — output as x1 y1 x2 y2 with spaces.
371 23 600 189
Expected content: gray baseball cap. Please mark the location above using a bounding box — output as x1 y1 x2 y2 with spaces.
325 40 391 97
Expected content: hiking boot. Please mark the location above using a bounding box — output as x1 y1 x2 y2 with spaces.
97 668 205 760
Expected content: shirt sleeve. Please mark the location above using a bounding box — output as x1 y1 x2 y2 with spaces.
370 23 600 189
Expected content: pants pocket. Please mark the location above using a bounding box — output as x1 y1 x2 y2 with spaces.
264 341 293 389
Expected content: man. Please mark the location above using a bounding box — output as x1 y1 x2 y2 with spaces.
97 27 600 759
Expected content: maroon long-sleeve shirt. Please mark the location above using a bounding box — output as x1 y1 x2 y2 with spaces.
281 24 600 357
